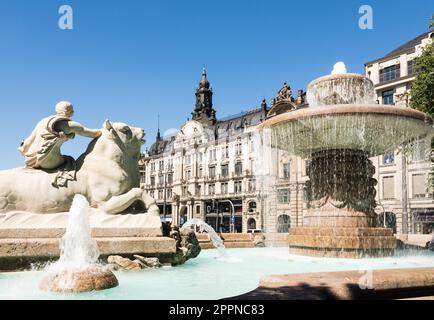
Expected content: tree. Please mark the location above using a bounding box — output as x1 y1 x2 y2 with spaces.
409 17 434 114
409 16 434 191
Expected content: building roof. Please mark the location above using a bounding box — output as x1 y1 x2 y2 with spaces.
147 137 174 157
147 105 266 156
365 30 433 65
215 107 266 139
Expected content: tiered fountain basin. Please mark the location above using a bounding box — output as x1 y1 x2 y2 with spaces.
258 73 434 258
259 104 432 158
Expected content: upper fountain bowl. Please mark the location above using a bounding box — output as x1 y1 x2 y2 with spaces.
258 73 434 158
306 73 377 107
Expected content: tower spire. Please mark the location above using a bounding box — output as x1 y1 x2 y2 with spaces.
192 67 216 125
199 65 210 89
156 114 161 141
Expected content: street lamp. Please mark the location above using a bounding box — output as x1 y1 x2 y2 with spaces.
163 162 173 222
163 165 167 221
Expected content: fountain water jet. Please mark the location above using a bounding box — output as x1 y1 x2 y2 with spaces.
39 194 118 293
258 71 434 258
181 218 226 256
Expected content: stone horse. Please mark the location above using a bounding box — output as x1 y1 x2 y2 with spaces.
0 120 158 216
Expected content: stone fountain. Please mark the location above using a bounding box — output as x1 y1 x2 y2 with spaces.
258 68 434 258
0 118 200 270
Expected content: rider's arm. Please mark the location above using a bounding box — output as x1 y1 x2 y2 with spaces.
56 120 102 138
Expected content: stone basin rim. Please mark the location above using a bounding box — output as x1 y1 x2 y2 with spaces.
257 104 434 130
307 73 369 88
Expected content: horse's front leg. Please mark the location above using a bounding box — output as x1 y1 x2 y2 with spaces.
100 188 143 214
142 192 160 217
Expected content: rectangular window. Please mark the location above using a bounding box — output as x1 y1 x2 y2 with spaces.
412 174 426 198
209 166 216 178
167 174 173 184
151 162 156 172
248 179 256 192
234 181 242 193
382 89 394 105
278 189 290 203
379 64 400 83
158 190 163 199
407 60 414 76
208 184 215 195
383 152 395 165
283 163 290 179
382 176 395 200
235 162 243 176
195 184 201 196
221 182 228 194
221 164 229 177
209 149 216 161
167 189 172 200
159 161 164 171
158 175 164 185
185 170 191 180
224 146 229 158
196 205 201 214
150 176 155 186
236 143 242 156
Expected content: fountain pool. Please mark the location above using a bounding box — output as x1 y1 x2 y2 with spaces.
0 247 433 299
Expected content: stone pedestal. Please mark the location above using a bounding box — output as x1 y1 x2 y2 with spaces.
288 227 396 258
289 150 396 258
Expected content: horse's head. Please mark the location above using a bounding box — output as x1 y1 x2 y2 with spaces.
100 120 145 160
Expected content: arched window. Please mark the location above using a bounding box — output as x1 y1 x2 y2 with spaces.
247 218 256 231
277 215 290 233
248 201 257 212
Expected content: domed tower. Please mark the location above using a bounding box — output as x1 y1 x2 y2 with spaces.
192 67 217 126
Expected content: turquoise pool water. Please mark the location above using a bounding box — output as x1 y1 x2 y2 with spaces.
1 247 434 300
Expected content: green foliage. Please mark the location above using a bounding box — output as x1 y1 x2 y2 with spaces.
409 35 434 116
410 16 434 192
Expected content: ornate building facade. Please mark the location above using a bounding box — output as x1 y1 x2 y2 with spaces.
140 68 268 233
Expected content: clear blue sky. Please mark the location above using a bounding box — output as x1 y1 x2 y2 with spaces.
0 0 432 169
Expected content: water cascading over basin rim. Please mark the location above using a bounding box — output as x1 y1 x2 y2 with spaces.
257 104 434 158
256 70 434 258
